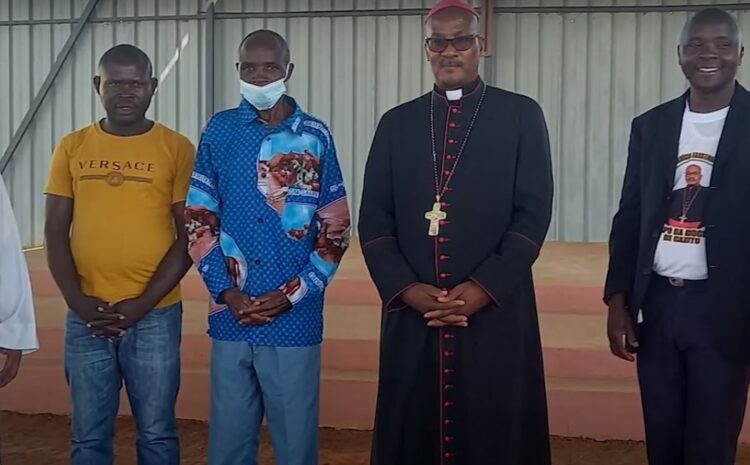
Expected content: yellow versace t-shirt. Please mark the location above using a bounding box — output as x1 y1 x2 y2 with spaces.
44 122 195 308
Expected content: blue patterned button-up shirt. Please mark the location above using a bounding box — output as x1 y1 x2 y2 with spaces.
186 97 350 346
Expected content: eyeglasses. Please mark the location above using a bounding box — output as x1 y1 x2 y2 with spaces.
425 34 479 53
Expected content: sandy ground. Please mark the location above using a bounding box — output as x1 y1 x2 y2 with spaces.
5 412 750 465
0 412 662 465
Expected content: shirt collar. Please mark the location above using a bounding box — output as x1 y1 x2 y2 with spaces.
237 96 306 134
432 77 483 102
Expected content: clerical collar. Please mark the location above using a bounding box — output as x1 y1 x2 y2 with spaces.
433 77 482 101
446 89 462 101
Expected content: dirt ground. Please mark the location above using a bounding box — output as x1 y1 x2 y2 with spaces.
2 412 750 465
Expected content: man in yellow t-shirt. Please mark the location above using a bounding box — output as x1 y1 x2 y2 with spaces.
43 44 194 465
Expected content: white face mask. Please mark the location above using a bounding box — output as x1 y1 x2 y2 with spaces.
239 66 289 110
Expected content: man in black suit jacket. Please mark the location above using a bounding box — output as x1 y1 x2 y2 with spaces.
606 8 750 465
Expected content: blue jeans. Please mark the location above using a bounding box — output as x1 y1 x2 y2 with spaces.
208 340 321 465
64 303 182 465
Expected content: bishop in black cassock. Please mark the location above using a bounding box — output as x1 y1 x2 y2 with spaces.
358 1 554 464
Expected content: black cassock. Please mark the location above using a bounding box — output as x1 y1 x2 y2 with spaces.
358 79 553 465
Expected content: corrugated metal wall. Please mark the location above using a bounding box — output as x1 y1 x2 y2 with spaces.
0 0 207 246
2 0 750 246
494 0 750 241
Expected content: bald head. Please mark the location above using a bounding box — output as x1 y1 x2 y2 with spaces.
239 29 290 66
680 8 742 53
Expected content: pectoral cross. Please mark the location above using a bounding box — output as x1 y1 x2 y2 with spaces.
424 196 447 237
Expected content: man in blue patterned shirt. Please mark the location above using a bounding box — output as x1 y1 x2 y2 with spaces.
186 30 350 465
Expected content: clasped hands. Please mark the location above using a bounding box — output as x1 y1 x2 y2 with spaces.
222 288 292 325
401 281 491 328
70 294 153 340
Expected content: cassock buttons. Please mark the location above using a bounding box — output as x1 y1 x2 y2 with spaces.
444 170 451 176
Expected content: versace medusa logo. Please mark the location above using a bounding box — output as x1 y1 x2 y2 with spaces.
105 171 125 187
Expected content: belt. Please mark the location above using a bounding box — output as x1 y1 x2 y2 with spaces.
655 274 707 288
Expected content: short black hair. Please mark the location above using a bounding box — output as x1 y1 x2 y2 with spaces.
239 29 290 65
680 8 743 50
97 44 153 76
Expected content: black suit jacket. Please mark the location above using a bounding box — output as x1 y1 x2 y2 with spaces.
605 82 750 361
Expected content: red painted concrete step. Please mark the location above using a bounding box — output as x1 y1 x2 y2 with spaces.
16 242 689 442
25 326 637 381
8 359 750 444
28 270 608 316
24 241 611 316
1 356 645 439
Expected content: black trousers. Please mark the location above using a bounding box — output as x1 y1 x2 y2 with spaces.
637 276 750 465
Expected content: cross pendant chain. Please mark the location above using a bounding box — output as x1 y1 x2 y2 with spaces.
681 186 701 223
424 195 447 237
425 84 487 236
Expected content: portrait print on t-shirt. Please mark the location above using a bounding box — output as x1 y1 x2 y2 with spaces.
662 153 714 244
652 105 726 281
